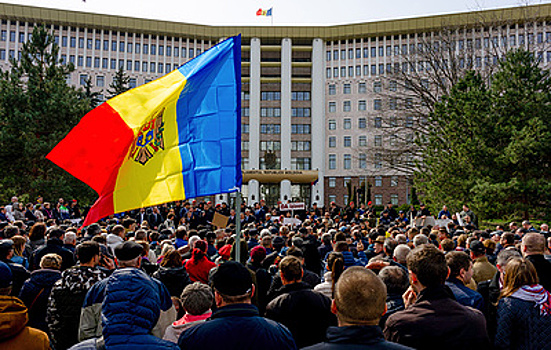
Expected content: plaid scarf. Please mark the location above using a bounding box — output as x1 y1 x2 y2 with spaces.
511 284 551 316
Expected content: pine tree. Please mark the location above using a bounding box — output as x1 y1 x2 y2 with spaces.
0 25 95 203
107 66 130 98
81 76 103 109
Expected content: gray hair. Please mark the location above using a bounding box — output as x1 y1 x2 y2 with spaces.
379 266 409 295
393 244 411 265
496 249 521 267
64 232 77 244
180 282 214 315
321 233 332 245
395 234 407 245
413 234 429 247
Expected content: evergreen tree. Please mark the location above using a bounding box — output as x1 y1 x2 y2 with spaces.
0 25 95 203
107 66 130 98
81 76 103 109
418 49 551 220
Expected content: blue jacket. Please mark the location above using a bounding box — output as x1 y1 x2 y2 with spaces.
80 268 177 350
341 251 368 268
18 269 61 332
445 277 484 312
179 303 296 350
495 296 551 350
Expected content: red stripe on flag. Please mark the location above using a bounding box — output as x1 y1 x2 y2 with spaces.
46 103 135 224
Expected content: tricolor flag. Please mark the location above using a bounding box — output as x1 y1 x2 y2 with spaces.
47 36 242 226
256 8 273 16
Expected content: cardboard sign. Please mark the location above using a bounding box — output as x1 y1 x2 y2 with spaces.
414 216 436 228
279 203 306 211
212 212 229 228
283 218 302 227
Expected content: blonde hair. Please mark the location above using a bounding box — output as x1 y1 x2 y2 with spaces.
11 235 26 257
40 253 62 270
500 258 538 300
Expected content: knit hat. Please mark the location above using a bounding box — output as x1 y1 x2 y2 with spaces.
250 245 267 262
212 261 252 296
218 244 232 260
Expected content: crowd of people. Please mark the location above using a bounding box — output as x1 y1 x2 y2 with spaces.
0 196 550 350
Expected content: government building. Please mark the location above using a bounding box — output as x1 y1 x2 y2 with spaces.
1 2 550 208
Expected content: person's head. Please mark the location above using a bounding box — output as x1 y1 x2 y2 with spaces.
379 266 409 296
250 245 266 264
413 234 428 247
212 261 254 307
500 258 538 299
29 222 47 242
4 226 19 239
501 232 515 246
521 232 545 257
496 249 522 278
114 241 144 268
469 240 486 259
279 256 303 284
407 244 449 291
76 241 101 265
333 267 387 326
180 282 214 316
393 244 411 265
64 231 77 246
445 251 473 284
40 253 62 270
11 235 26 257
86 223 102 237
160 250 183 268
112 225 125 238
440 238 455 252
327 252 345 297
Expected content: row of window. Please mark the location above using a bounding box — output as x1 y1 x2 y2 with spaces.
256 107 311 118
254 157 311 170
60 55 176 73
241 91 310 101
328 194 398 206
328 176 399 188
328 81 397 95
327 116 417 130
242 140 312 151
325 32 551 62
329 134 411 148
328 98 414 113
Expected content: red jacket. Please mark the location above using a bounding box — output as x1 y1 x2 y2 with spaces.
184 258 216 284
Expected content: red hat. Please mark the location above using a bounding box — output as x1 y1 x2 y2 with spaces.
368 201 372 206
218 244 232 259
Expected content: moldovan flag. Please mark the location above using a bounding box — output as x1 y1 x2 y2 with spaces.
47 35 242 226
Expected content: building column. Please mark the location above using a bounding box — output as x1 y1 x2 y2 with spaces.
311 38 325 207
215 193 228 206
248 180 260 205
249 38 261 171
280 179 292 203
281 38 292 170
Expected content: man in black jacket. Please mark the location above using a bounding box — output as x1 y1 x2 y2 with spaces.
383 245 489 350
303 267 411 350
31 228 75 271
521 232 551 291
265 256 336 348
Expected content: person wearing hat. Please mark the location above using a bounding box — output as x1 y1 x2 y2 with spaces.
0 261 50 349
469 240 497 284
179 261 296 350
47 241 108 350
247 245 271 315
77 241 176 348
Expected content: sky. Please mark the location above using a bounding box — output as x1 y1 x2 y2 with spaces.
3 0 551 26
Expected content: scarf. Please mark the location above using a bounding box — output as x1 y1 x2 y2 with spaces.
173 310 212 326
511 284 551 316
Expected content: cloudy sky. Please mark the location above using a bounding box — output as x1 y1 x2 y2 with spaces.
3 0 549 25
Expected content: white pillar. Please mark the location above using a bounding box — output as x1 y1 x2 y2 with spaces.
281 38 292 170
311 38 325 207
249 38 261 171
280 179 292 203
215 193 227 206
248 180 260 205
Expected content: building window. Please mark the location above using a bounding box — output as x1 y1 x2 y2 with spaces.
359 82 367 93
326 68 332 78
374 99 382 110
328 84 336 95
260 141 281 151
375 194 383 206
291 124 311 134
374 135 382 146
326 51 331 61
343 119 351 129
329 102 336 113
329 120 336 130
391 194 399 205
242 141 249 151
292 108 310 117
359 135 367 146
329 154 337 170
358 100 366 111
344 195 350 205
375 176 382 187
86 57 92 68
77 56 84 67
374 153 382 168
241 107 250 117
373 81 382 93
391 176 398 187
329 195 337 203
292 91 311 100
359 118 367 129
359 154 367 169
261 91 281 100
291 158 311 170
344 136 351 147
96 76 104 87
329 177 336 188
343 101 351 112
79 74 88 86
242 124 249 134
389 98 397 110
260 108 281 117
389 80 397 91
329 136 336 148
344 177 351 187
0 30 6 42
129 78 137 89
343 83 351 94
344 154 351 169
291 141 310 151
374 117 382 128
94 57 100 68
405 116 414 127
261 124 281 134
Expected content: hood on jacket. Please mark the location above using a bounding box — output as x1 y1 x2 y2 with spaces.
0 296 28 340
28 269 62 288
59 266 106 294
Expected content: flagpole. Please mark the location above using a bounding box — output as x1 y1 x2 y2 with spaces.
235 189 242 261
